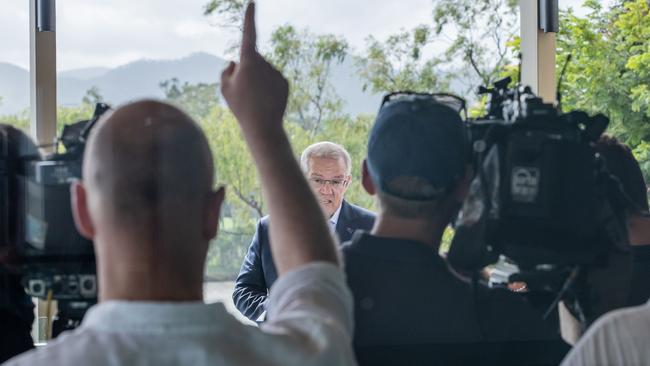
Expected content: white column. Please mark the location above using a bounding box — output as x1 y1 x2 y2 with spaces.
520 0 556 103
29 0 57 152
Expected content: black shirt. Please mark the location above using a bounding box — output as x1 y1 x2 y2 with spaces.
628 245 650 307
341 232 568 366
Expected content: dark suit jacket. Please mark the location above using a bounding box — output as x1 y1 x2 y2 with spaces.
233 200 375 321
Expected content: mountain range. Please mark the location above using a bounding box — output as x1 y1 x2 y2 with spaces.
0 52 385 117
0 51 476 118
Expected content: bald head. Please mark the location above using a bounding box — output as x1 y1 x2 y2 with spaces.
72 100 222 301
83 100 215 233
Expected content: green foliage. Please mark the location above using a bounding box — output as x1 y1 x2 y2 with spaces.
160 78 220 120
203 0 245 27
632 141 650 189
355 25 449 94
557 0 650 180
1 110 29 131
432 0 519 88
203 4 349 136
0 85 101 134
267 25 349 136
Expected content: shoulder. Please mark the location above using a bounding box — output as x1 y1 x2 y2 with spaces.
346 201 375 218
561 304 650 366
4 329 97 365
255 215 270 233
249 216 270 246
261 263 356 365
585 303 650 340
259 215 270 227
342 201 375 227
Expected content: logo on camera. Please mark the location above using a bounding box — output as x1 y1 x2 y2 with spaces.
511 167 540 203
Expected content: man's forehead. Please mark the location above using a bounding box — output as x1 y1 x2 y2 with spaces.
310 173 347 178
308 157 347 173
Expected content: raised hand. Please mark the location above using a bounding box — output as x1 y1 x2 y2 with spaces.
218 2 338 275
220 2 289 135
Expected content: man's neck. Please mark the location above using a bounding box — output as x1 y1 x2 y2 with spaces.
98 262 204 302
370 212 447 249
95 236 205 302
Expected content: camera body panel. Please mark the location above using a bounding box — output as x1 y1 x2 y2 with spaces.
449 78 628 273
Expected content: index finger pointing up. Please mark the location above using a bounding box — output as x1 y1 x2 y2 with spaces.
241 2 257 58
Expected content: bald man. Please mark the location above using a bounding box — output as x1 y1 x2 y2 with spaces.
5 3 355 366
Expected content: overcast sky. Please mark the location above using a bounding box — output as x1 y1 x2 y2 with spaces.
1 0 593 71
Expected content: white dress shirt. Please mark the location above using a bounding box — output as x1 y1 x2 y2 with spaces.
5 263 356 366
561 301 650 366
329 204 342 231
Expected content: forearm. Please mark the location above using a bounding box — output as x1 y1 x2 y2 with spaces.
220 2 337 276
241 127 338 275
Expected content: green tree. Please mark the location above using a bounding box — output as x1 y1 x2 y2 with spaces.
1 111 29 132
355 25 449 94
203 2 348 136
160 78 220 120
557 0 650 181
203 0 245 29
267 25 348 136
197 107 261 279
432 0 519 89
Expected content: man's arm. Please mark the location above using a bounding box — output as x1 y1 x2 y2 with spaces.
220 4 354 363
232 220 269 321
220 2 338 275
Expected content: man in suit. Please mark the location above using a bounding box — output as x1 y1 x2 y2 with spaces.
233 141 375 322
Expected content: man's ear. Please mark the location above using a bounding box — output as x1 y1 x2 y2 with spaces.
204 186 225 240
70 181 95 240
361 159 376 195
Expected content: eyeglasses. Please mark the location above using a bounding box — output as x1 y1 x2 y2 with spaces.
308 177 348 188
380 91 468 120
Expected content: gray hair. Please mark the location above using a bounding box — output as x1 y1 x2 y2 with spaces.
300 141 352 175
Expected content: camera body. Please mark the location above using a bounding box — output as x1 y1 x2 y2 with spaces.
448 78 629 273
1 104 110 303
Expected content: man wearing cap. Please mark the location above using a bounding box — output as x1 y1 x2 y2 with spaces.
233 141 375 322
341 94 568 364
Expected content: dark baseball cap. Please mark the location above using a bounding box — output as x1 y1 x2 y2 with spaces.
366 94 468 201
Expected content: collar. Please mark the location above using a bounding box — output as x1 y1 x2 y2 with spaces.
346 231 444 265
81 300 236 333
330 203 343 227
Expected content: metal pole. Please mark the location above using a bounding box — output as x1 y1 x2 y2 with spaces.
29 0 57 152
520 0 557 103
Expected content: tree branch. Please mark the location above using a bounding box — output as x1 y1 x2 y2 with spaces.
232 186 264 217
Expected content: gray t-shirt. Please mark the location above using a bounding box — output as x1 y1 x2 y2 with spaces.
561 301 650 366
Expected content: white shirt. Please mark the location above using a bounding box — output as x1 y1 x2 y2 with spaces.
561 301 650 366
5 263 356 366
329 204 342 231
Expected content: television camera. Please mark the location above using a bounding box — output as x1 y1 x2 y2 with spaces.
447 77 633 325
1 103 110 333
